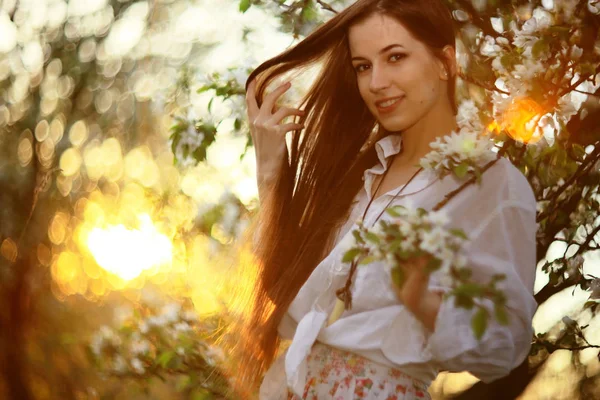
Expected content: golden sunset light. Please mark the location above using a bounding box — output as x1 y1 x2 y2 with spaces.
500 96 545 144
86 214 173 281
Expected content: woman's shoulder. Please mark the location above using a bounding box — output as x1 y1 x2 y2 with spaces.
434 156 536 212
477 156 537 211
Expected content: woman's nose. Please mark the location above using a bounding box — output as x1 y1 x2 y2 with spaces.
369 65 391 93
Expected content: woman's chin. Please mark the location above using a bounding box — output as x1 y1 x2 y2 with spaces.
377 117 410 132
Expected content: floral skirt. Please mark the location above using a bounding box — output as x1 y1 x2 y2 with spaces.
287 343 431 400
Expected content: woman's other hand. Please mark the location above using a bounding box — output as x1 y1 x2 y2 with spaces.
246 79 305 183
392 254 443 332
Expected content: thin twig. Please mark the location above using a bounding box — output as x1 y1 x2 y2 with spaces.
458 70 510 95
316 0 337 13
536 147 600 222
574 223 600 258
543 146 600 203
574 89 600 98
432 156 503 211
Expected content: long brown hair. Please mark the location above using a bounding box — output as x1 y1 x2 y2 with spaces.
224 0 457 397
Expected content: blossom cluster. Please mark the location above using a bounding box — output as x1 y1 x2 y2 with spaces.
480 3 600 131
342 200 469 290
339 201 511 339
88 301 226 389
419 128 497 181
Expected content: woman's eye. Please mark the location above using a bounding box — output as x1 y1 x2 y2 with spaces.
389 53 406 62
354 64 369 73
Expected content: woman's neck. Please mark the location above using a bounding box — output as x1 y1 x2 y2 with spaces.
393 102 458 168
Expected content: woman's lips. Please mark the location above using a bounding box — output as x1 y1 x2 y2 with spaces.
375 96 404 114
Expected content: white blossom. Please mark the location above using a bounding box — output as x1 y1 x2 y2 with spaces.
419 226 448 255
174 322 192 333
222 66 249 88
182 310 199 322
161 303 181 323
562 316 578 329
131 358 145 375
421 129 496 179
438 273 454 287
139 321 149 334
112 355 127 374
205 345 225 366
512 58 545 81
457 99 484 133
556 94 579 123
491 56 506 74
455 254 468 269
337 229 357 255
130 339 150 356
90 326 122 357
424 209 450 227
480 35 502 57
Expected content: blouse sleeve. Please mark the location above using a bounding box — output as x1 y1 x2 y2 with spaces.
423 199 538 383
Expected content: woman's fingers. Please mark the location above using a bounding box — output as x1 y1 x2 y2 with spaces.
278 123 304 134
245 79 259 117
246 80 303 138
269 107 305 125
261 81 291 116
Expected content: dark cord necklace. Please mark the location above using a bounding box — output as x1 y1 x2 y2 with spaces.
336 152 425 310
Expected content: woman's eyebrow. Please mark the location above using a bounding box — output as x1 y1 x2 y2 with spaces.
351 44 405 61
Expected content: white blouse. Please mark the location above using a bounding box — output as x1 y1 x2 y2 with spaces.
259 133 538 399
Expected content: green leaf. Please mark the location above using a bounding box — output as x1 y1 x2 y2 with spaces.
453 162 469 179
239 0 251 13
453 294 474 309
352 229 365 245
192 145 207 162
532 38 549 58
572 144 586 162
359 255 376 265
386 208 401 217
176 375 192 391
391 266 405 288
494 304 509 325
448 228 468 240
473 167 482 184
157 351 175 368
342 248 360 263
457 267 472 280
471 308 488 340
364 231 380 244
455 283 485 297
425 257 442 273
388 239 402 253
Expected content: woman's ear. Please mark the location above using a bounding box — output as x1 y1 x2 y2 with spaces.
439 45 457 81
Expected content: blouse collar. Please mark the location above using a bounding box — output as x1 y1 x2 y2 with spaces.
362 134 437 202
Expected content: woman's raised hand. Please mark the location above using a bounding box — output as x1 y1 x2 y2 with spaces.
246 79 305 179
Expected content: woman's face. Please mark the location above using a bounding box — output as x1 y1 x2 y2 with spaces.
348 13 450 132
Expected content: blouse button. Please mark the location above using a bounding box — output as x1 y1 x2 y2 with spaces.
333 264 343 273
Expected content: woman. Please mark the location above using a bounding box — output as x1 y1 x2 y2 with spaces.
229 0 538 399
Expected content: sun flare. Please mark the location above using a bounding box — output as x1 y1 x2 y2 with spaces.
86 214 173 281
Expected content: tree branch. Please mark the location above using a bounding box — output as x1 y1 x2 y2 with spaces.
457 69 510 95
536 147 600 222
316 0 337 13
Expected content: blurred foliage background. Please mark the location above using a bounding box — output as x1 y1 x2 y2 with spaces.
0 0 600 399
